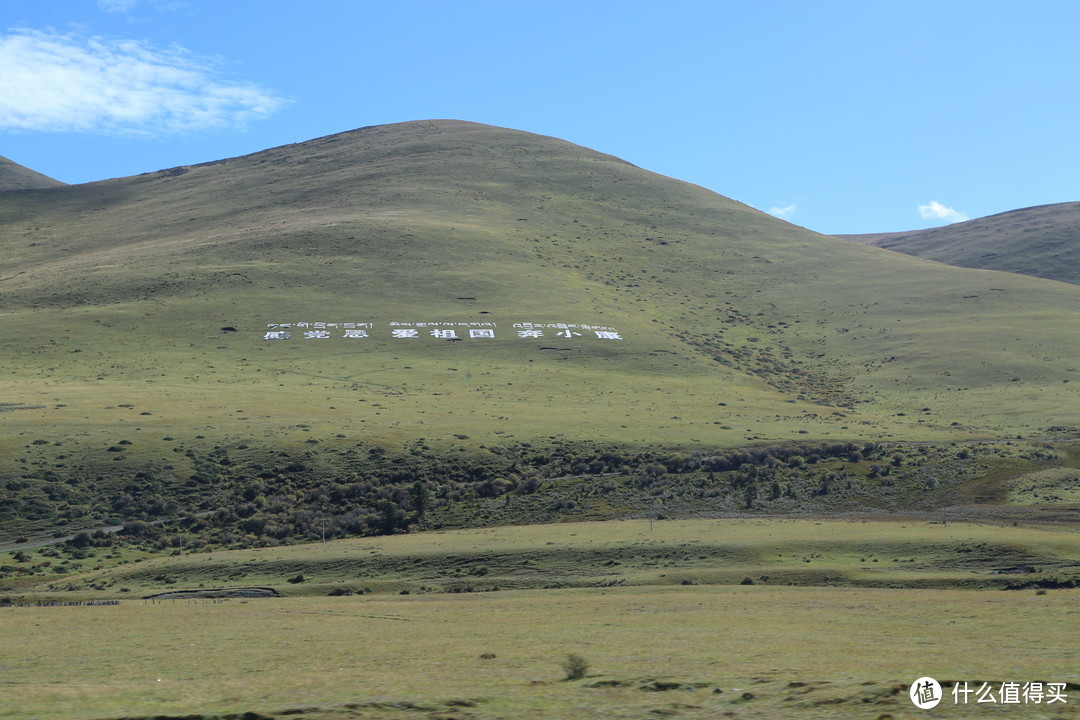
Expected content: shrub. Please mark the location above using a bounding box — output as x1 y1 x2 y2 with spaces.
119 520 153 537
286 573 305 584
561 653 589 681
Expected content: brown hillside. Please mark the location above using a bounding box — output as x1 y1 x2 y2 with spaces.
0 154 66 191
838 201 1080 285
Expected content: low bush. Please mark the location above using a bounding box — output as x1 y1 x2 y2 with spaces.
562 653 590 681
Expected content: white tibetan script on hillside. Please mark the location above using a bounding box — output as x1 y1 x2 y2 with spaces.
262 321 623 341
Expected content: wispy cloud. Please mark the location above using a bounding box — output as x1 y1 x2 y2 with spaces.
768 203 798 220
0 28 287 136
97 1 186 15
98 0 139 13
917 200 968 224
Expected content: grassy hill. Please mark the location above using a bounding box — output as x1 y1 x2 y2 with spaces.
838 201 1080 285
3 119 1080 541
0 154 65 191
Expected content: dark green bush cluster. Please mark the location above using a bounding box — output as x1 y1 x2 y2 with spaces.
10 437 1014 553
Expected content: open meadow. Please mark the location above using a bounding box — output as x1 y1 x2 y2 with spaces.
2 518 1078 719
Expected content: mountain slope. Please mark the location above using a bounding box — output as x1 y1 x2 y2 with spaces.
0 154 66 191
838 201 1080 285
2 120 1079 491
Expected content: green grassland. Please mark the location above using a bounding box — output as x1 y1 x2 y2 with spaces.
3 120 1080 539
2 120 1078 452
7 517 1079 598
2 518 1078 720
2 121 1079 719
1006 467 1080 505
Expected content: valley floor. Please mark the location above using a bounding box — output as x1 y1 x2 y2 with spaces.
1 585 1077 719
1 518 1078 719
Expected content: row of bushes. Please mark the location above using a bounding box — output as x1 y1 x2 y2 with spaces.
90 442 901 548
7 438 1024 553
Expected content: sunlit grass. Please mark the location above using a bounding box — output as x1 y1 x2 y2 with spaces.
2 584 1076 719
7 517 1078 599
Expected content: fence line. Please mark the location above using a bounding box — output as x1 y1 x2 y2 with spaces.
0 599 121 607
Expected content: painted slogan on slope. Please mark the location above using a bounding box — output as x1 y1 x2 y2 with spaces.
263 321 623 342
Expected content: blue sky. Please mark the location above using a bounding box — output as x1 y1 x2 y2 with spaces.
2 0 1079 234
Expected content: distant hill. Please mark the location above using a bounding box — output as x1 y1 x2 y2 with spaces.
2 119 1080 539
838 201 1080 285
0 154 65 191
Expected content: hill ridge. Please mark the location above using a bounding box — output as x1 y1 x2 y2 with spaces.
837 200 1080 285
0 154 66 191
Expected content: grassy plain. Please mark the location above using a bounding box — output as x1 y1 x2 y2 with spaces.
2 518 1078 720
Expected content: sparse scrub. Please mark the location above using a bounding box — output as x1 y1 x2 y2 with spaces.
561 653 590 681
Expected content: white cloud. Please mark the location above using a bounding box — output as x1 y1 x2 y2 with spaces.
917 200 969 224
768 203 798 220
0 28 287 136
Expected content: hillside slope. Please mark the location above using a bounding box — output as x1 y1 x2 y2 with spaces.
2 120 1080 515
839 201 1080 285
0 154 66 192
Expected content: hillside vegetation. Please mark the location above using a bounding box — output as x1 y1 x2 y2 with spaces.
3 120 1080 542
0 154 65 191
839 200 1080 285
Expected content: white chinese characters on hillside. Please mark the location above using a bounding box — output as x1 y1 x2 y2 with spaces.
262 321 623 341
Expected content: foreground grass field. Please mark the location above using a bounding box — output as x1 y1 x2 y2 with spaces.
2 585 1077 719
2 518 1078 718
